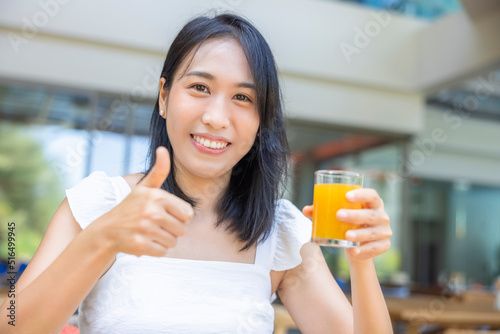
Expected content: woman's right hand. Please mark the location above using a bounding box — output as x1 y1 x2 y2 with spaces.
90 146 194 257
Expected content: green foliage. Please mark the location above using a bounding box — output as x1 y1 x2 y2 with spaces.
334 248 402 282
0 122 64 261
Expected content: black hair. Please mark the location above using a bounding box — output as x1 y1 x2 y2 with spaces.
141 13 290 251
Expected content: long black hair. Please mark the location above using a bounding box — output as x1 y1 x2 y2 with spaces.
141 13 290 251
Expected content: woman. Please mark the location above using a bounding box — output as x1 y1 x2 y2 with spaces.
1 14 392 333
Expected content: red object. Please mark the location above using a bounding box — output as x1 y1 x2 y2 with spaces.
60 324 79 334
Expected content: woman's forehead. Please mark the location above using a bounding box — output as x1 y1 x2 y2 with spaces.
176 38 254 84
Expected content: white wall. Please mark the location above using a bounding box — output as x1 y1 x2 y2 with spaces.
409 106 500 186
281 73 423 134
1 0 499 136
414 9 500 92
0 0 427 135
0 0 428 90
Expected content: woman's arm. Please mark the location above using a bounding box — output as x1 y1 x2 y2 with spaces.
277 242 354 333
0 199 117 334
349 259 392 334
0 147 192 334
342 188 393 333
278 188 392 334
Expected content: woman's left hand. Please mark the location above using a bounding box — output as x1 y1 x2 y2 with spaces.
302 188 392 264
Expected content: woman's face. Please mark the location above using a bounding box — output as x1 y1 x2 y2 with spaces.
159 38 260 181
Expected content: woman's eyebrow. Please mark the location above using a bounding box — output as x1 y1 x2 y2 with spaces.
185 71 256 90
237 82 256 91
186 70 214 80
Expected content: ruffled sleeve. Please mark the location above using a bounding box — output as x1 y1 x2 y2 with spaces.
271 199 313 271
65 171 120 230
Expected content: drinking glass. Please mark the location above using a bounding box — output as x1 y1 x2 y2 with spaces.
311 170 363 247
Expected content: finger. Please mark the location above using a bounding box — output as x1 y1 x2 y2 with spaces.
346 239 391 258
150 188 194 222
147 241 170 257
130 235 169 257
149 227 179 249
302 205 313 218
346 188 383 209
345 226 392 243
337 208 390 226
154 211 188 237
139 146 171 188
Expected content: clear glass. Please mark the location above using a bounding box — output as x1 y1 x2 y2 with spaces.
312 170 364 247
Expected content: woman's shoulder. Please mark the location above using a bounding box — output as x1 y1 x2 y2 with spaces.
65 171 142 230
273 198 312 232
274 198 307 220
121 173 145 191
269 198 313 272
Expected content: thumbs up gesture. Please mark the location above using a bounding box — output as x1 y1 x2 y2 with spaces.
93 146 194 257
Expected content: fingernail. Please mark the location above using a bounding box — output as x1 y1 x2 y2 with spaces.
354 248 360 255
346 231 356 240
346 192 355 201
337 210 348 219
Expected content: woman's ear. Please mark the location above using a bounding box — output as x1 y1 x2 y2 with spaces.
158 77 168 118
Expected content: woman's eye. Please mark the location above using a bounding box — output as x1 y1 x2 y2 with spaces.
234 94 251 102
192 84 208 92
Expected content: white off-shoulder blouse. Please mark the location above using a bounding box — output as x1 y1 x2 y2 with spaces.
66 171 312 334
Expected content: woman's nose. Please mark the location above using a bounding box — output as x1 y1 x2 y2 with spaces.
201 96 230 129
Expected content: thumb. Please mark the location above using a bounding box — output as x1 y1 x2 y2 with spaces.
302 205 313 219
140 146 171 188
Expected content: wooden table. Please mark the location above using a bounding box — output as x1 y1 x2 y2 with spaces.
273 304 298 334
444 330 500 334
273 293 500 333
386 294 500 334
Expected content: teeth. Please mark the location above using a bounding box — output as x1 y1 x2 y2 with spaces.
193 135 228 149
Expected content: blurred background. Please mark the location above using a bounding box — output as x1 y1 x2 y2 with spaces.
1 0 500 332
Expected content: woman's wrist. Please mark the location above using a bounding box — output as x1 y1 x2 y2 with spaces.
347 257 375 270
84 216 119 257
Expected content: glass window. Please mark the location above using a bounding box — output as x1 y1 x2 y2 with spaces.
286 120 406 283
410 179 500 287
0 83 92 259
129 135 150 175
333 0 462 20
0 82 161 260
89 130 127 177
128 101 155 175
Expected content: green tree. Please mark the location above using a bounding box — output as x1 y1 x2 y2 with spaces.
0 121 64 261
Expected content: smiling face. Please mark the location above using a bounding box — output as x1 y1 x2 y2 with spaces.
158 37 260 183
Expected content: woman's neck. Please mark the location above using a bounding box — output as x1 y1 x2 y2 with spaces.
174 166 230 216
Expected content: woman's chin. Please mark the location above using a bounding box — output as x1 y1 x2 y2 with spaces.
181 166 232 182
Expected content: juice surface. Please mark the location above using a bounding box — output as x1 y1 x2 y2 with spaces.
312 183 362 240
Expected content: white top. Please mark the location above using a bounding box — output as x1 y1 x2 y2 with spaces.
66 171 313 334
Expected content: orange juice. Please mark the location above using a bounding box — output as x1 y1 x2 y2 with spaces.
312 183 362 240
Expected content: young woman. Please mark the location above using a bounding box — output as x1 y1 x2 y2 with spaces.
1 14 393 333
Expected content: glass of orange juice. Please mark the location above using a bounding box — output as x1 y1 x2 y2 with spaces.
311 170 363 247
